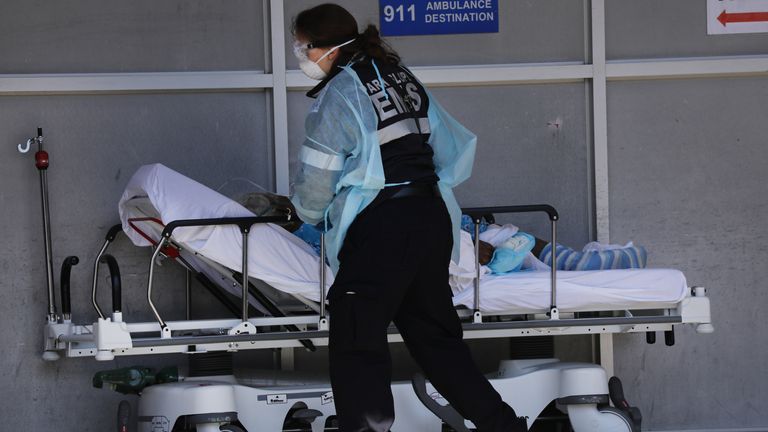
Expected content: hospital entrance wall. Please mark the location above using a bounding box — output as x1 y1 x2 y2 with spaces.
603 1 768 429
0 1 277 430
607 77 768 430
0 92 277 431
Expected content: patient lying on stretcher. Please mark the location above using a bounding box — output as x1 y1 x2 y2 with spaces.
238 192 647 278
458 215 647 273
121 164 669 308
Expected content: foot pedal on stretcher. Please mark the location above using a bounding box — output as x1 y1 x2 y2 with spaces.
411 373 470 432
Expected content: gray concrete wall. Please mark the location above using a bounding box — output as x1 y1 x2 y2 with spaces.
0 92 274 431
0 2 274 430
0 0 266 73
606 0 768 59
608 77 768 430
603 1 768 429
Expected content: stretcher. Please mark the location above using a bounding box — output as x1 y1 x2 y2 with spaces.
40 164 713 431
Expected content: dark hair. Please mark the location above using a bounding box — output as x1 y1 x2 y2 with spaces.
292 3 401 66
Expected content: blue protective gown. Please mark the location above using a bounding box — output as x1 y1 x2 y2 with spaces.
290 63 476 274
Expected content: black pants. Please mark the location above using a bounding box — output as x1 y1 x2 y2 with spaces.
328 196 520 432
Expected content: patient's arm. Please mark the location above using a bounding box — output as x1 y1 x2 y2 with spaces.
532 237 548 258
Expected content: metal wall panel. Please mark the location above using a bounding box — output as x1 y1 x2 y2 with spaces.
283 0 587 68
0 0 266 73
606 0 768 60
0 92 272 431
607 77 768 429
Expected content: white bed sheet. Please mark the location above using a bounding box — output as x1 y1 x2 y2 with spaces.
119 163 334 303
119 164 688 313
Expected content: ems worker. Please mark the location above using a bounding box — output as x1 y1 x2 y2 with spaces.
289 4 526 432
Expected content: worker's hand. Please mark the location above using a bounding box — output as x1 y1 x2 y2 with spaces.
478 240 494 265
239 192 304 232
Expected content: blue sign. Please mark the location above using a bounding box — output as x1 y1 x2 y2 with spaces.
379 0 499 36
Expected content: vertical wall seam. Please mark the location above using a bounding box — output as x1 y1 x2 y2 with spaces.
270 0 290 195
263 0 276 192
591 0 610 245
584 0 596 243
591 0 615 375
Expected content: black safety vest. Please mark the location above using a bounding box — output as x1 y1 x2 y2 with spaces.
308 57 439 185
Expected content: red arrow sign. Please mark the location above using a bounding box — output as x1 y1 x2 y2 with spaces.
718 10 768 26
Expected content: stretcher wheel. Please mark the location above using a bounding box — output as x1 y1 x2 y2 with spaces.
282 402 316 431
323 415 339 431
596 407 635 431
566 404 635 432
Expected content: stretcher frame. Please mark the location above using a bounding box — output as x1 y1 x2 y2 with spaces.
42 205 713 362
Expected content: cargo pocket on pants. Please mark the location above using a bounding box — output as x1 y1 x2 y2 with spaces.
329 292 389 353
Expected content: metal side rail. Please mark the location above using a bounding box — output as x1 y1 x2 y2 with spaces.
44 202 712 360
462 205 560 323
50 305 710 359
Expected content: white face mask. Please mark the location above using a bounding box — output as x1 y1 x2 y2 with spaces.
293 38 356 80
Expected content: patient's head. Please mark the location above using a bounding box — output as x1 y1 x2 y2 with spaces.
237 192 303 233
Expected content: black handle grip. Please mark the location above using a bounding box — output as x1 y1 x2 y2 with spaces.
461 204 559 222
100 254 122 313
161 215 290 239
59 256 80 316
664 328 675 346
106 224 123 242
646 331 656 344
37 127 43 137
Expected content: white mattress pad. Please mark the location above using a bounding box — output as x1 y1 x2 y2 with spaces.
451 268 688 314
